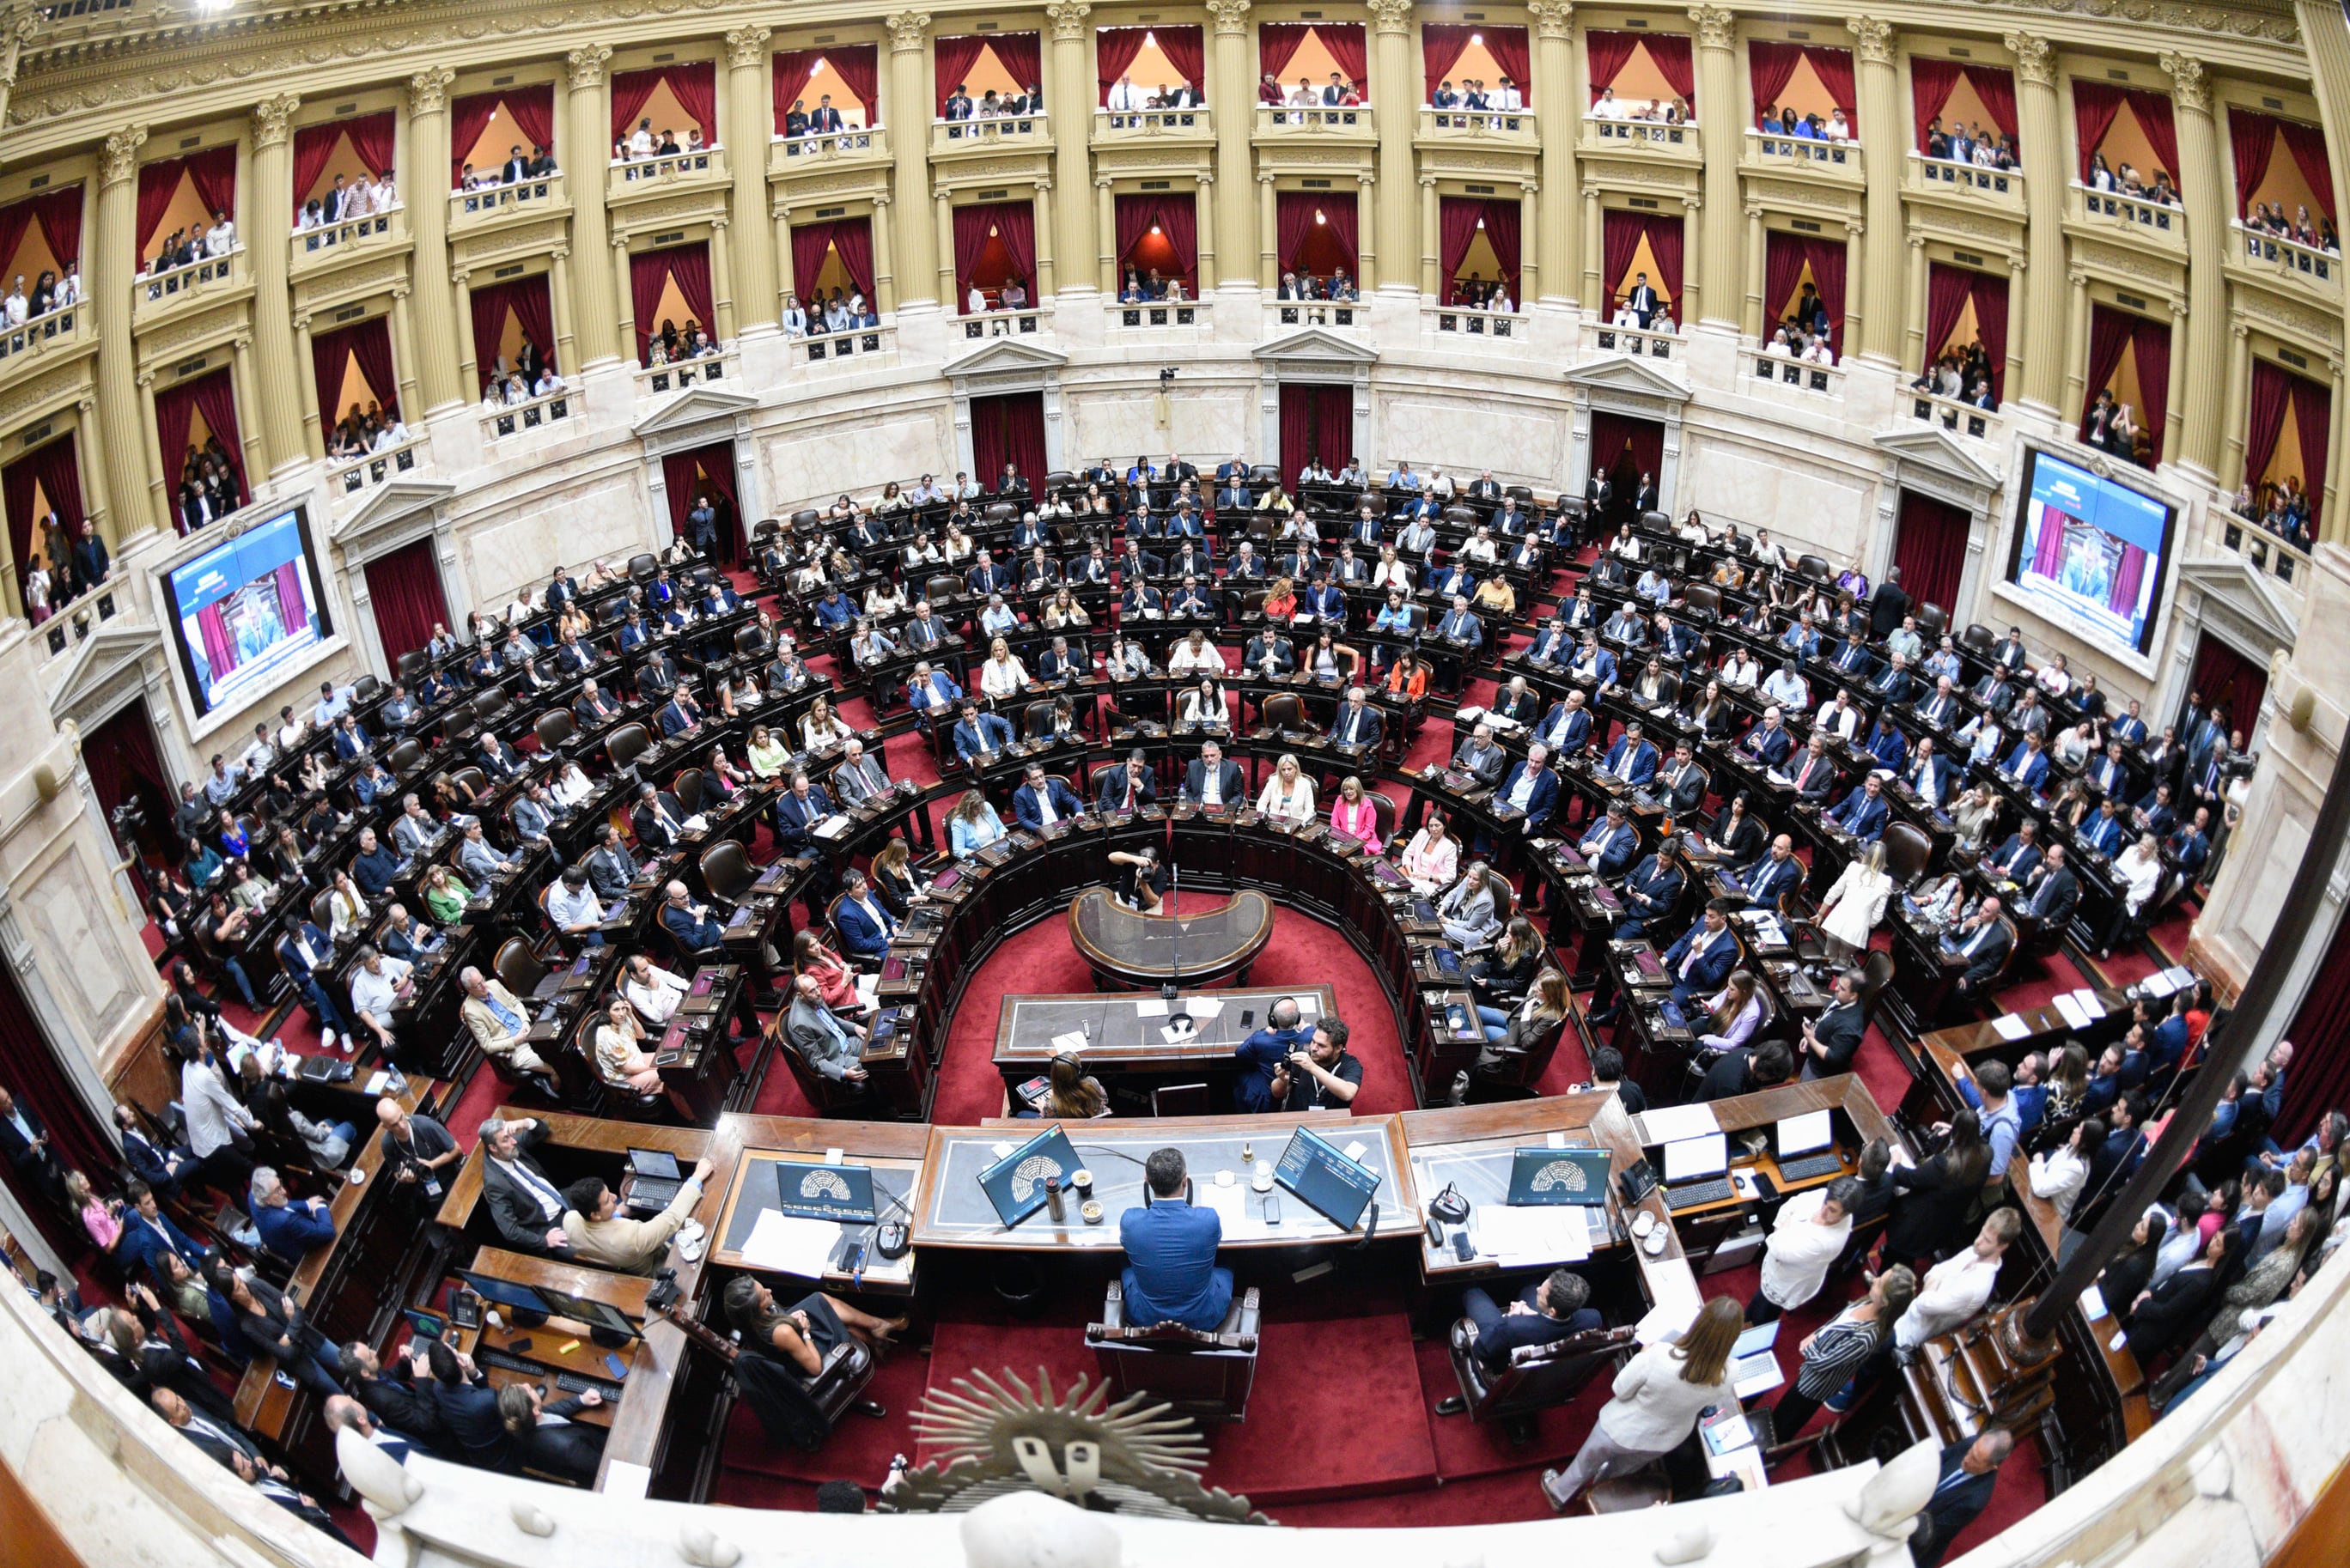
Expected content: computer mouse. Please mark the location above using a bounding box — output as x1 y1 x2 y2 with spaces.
876 1222 910 1260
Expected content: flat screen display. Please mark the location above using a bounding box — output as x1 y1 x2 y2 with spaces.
1273 1125 1379 1231
2006 449 2176 656
165 507 332 718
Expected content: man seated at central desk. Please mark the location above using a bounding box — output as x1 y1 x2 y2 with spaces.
1118 1147 1233 1332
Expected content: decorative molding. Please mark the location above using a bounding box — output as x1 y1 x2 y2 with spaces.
2073 236 2183 288
1687 5 1737 51
2159 52 2209 115
1367 0 1414 38
1044 2 1091 44
408 63 454 114
723 26 770 70
566 44 612 91
451 217 569 269
252 91 300 148
100 124 145 186
886 11 931 54
0 361 92 430
2003 32 2055 89
1846 18 1893 68
2234 289 2345 352
1205 0 1251 38
1526 3 1574 43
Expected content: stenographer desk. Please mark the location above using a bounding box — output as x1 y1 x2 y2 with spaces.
989 983 1341 1100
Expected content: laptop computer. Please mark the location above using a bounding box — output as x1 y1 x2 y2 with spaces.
1661 1133 1729 1185
1775 1109 1835 1160
624 1148 683 1213
1507 1147 1613 1206
1727 1319 1785 1399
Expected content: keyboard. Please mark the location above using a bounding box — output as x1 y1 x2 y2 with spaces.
1778 1153 1847 1183
554 1370 621 1397
1664 1178 1737 1210
475 1347 537 1375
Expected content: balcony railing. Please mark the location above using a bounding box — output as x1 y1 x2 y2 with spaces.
608 145 727 201
1908 389 2000 441
1268 299 1362 331
1750 349 1844 397
1579 116 1700 157
636 348 735 398
960 307 1047 339
1110 298 1208 331
770 125 888 169
1253 105 1376 137
930 113 1048 153
1417 106 1535 143
1429 304 1524 339
449 173 566 226
2233 222 2341 299
2071 181 2184 243
2216 509 2313 596
1905 152 2023 204
791 321 895 366
326 437 423 501
291 206 403 268
479 386 576 442
1586 321 1680 362
1749 131 1862 178
0 303 81 368
136 246 245 312
1093 106 1212 141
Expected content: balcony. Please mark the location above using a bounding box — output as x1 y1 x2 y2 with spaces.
2214 506 2312 606
479 386 578 444
1903 152 2024 216
929 113 1050 159
1265 299 1364 332
1092 107 1214 148
449 173 568 233
1583 320 1682 362
1907 388 2002 442
1253 105 1377 144
132 246 247 325
289 206 405 278
0 302 83 373
959 307 1049 341
2229 222 2341 307
1577 116 1702 164
1428 304 1525 340
1744 131 1864 187
768 125 891 176
2067 182 2187 259
635 348 737 399
788 320 897 368
326 438 423 505
1107 297 1209 334
1415 106 1537 150
607 145 728 205
1748 349 1844 398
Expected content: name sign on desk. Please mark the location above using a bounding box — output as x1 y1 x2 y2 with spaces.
977 1125 1081 1228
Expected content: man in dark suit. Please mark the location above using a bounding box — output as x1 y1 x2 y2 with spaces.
1614 849 1683 939
1095 750 1159 814
338 1342 449 1448
1659 741 1708 815
661 880 728 957
1741 707 1797 769
1738 835 1804 909
1013 763 1086 829
0 1085 64 1208
1437 1269 1604 1397
771 772 837 856
2018 842 2079 930
951 701 1014 764
1575 800 1640 878
585 824 638 901
1492 744 1561 833
475 1115 572 1255
1452 722 1508 785
501 1382 609 1483
1598 721 1659 787
1869 566 1911 641
1828 775 1891 843
1983 824 2043 883
1624 271 1659 327
1181 741 1247 808
832 869 898 961
423 1338 516 1473
1329 687 1384 750
1799 971 1867 1079
631 782 691 851
1788 735 1839 802
1911 1430 2013 1568
1117 1148 1233 1332
1940 896 2012 999
1662 900 1741 1009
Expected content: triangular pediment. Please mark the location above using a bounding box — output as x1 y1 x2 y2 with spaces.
1562 353 1690 402
1872 423 2004 491
49 623 164 725
1252 325 1379 365
328 479 457 552
2178 554 2298 650
941 337 1073 378
630 386 759 439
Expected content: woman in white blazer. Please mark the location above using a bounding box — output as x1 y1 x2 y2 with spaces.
1815 840 1896 963
1540 1298 1741 1510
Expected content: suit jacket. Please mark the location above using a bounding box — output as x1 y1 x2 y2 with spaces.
516 1400 607 1483
1664 921 1738 993
1117 1197 1232 1332
1744 723 1796 767
633 793 689 850
1659 760 1708 815
1096 765 1158 812
1577 820 1639 878
1829 789 1890 842
1182 758 1248 806
1808 1000 1866 1077
1013 778 1086 829
1740 854 1801 907
431 1374 517 1472
834 894 897 959
1492 763 1560 829
1599 737 1659 786
1330 702 1384 748
1945 917 2012 988
1913 1442 2000 1568
480 1123 570 1252
356 1368 447 1446
2021 866 2079 927
773 785 836 849
784 997 864 1079
1471 1280 1604 1374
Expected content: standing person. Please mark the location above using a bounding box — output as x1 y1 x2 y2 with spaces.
1769 1266 1918 1437
1539 1298 1742 1510
1911 1430 2016 1568
1750 1178 1859 1322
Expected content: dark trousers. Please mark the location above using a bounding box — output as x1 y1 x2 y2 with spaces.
1772 1388 1824 1438
1744 1293 1783 1325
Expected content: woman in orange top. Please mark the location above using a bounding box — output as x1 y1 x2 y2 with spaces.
1385 650 1430 698
1262 574 1298 623
793 928 861 1012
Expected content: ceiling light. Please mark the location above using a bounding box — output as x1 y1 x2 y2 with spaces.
1470 32 1482 45
1315 210 1326 224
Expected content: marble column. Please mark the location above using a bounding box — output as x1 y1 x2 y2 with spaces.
94 128 158 539
1046 3 1097 301
451 269 478 392
1846 18 1903 364
1367 0 1416 295
886 12 940 307
1688 6 1743 329
709 216 738 342
725 27 779 333
2298 0 2350 544
1528 1 1576 308
405 66 465 411
292 313 324 460
2005 33 2067 413
2164 295 2190 466
2162 51 2226 478
566 46 621 365
248 94 307 476
1207 0 1257 289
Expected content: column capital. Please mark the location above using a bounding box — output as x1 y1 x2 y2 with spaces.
2159 52 2209 115
567 44 613 90
100 125 148 187
1044 1 1091 43
886 11 932 53
1526 2 1574 41
1845 17 1894 68
725 26 772 69
1687 6 1737 51
2003 32 2055 88
1367 0 1414 38
1205 0 1251 37
252 93 301 149
409 64 457 114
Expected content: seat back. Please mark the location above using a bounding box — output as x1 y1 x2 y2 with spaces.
472 690 507 726
700 839 756 903
1854 949 1895 1024
1258 692 1305 732
1151 1083 1210 1117
1682 582 1722 620
534 708 577 751
396 649 430 683
925 574 964 605
1369 792 1399 844
671 769 706 817
1637 511 1671 534
1796 554 1832 583
449 767 489 799
1883 821 1935 885
1459 1323 1636 1424
1088 1284 1261 1424
628 553 659 582
1915 601 1948 641
310 890 335 932
1489 878 1516 927
351 674 384 703
1022 700 1060 739
734 623 769 659
1482 1013 1567 1091
1959 623 1997 658
494 936 549 999
606 722 651 773
388 738 427 774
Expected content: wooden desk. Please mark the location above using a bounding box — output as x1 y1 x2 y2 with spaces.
1626 1076 1898 1262
1399 1094 1631 1282
1066 885 1275 989
435 1108 716 1239
454 1246 655 1431
989 983 1340 1090
708 1115 929 1296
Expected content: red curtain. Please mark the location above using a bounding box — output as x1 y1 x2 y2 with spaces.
1487 27 1532 105
2074 83 2178 185
953 201 1037 306
1278 384 1352 477
2081 304 2134 438
0 960 114 1257
1925 263 1972 362
2231 108 2279 219
2245 360 2296 494
661 443 743 558
1893 490 1970 614
2128 313 2173 466
630 243 715 363
2137 94 2182 189
349 111 396 181
990 33 1043 99
3 436 82 605
1158 26 1206 96
1591 412 1665 490
134 148 232 255
292 125 341 219
155 369 247 520
970 393 1048 493
1114 192 1199 295
1748 41 1804 125
1808 49 1857 131
1584 30 1641 105
1436 198 1519 297
1972 274 2009 403
2189 634 2268 752
1647 35 1696 104
791 216 876 302
829 46 880 121
363 538 447 665
198 605 236 675
1910 58 1962 149
309 316 400 430
1422 24 1477 102
1096 27 1152 103
1601 210 1683 306
1321 25 1368 96
670 64 718 143
185 146 237 231
2 448 39 604
1269 190 1360 277
934 35 991 114
468 277 556 388
274 562 307 635
82 702 173 862
2278 906 2350 1144
1762 233 1847 352
29 188 82 270
2294 376 2333 534
610 69 663 144
1258 23 1311 83
1969 67 2019 144
505 86 557 164
774 50 824 128
450 92 500 184
2280 119 2338 222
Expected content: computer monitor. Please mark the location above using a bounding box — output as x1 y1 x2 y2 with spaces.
529 1286 642 1342
1775 1109 1834 1159
772 1160 878 1223
1507 1147 1613 1206
976 1124 1082 1228
1273 1125 1380 1231
1662 1133 1728 1183
458 1269 553 1317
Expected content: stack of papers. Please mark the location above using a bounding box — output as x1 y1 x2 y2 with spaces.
1476 1204 1592 1262
2142 970 2181 999
2069 988 2107 1019
2052 994 2093 1030
1049 1030 1089 1053
1990 1014 2032 1042
739 1211 839 1277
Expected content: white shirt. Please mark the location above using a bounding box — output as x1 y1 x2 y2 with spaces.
180 1058 257 1158
350 957 413 1023
625 965 690 1024
1896 1247 2003 1352
1759 1188 1853 1309
628 128 654 156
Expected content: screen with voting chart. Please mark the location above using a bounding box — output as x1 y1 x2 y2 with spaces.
771 1160 877 1223
977 1124 1082 1227
1274 1125 1380 1231
1508 1146 1612 1206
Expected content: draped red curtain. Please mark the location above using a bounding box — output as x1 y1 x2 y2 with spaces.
791 217 876 301
2136 94 2181 188
1422 24 1478 101
2294 376 2333 534
506 87 557 164
1910 58 1963 148
1969 68 2019 144
155 369 247 520
1647 35 1696 104
1893 490 1970 615
828 46 880 120
2074 83 2179 184
2245 360 2297 495
28 188 82 270
2189 634 2268 752
1762 233 1847 351
1805 239 1847 353
182 147 237 231
363 538 447 666
2082 304 2135 438
1277 384 1353 477
1321 25 1368 95
970 393 1048 492
1601 210 1683 306
990 33 1043 98
1270 190 1361 278
450 92 501 184
667 64 718 143
1925 263 1973 363
2231 108 2280 218
1971 273 2009 402
934 36 991 113
1590 412 1665 488
1096 27 1153 102
274 562 308 635
1280 383 1314 481
468 277 556 387
2277 903 2350 1144
0 959 114 1257
1113 192 1199 295
661 443 744 557
310 316 400 429
135 160 178 254
2 449 40 605
2280 119 2339 221
3 437 82 605
136 148 236 255
82 702 173 863
1584 31 1641 105
1158 25 1206 95
292 125 341 218
609 69 664 143
1808 48 1857 130
0 205 33 295
953 201 1037 306
1487 27 1532 104
1313 384 1352 471
1258 23 1312 83
630 243 715 362
346 113 395 185
1437 198 1519 298
1747 41 1803 124
2134 316 2172 465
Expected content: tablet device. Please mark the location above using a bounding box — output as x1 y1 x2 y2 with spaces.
1273 1125 1379 1231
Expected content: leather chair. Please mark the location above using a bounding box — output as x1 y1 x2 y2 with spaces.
1253 692 1306 738
472 691 508 726
627 553 659 582
1488 877 1517 929
734 623 770 660
1796 554 1832 583
1883 821 1935 887
1442 505 1478 528
1151 1083 1210 1117
387 738 426 774
1021 700 1062 740
606 722 651 774
771 1012 866 1115
1087 1284 1262 1424
1239 587 1269 622
1443 1321 1636 1445
1854 948 1895 1026
1915 602 1949 641
496 935 559 1001
396 650 430 684
1638 510 1671 534
671 769 706 817
309 890 335 933
790 508 822 533
1369 792 1399 847
700 839 757 904
1682 582 1722 621
984 502 1019 525
351 674 383 703
448 766 489 799
1959 623 1998 659
1506 484 1536 506
1474 1013 1566 1096
534 709 577 752
925 574 964 606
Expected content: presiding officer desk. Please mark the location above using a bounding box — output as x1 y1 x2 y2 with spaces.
991 984 1340 1102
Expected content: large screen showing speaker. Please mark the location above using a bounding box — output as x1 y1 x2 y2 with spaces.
165 507 334 718
2005 449 2176 657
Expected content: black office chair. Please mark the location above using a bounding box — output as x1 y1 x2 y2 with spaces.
1151 1083 1210 1117
700 839 758 904
534 709 577 752
627 553 659 582
1884 822 1935 887
1441 1322 1636 1445
606 723 652 774
671 769 706 817
1253 692 1306 738
397 650 430 684
1087 1284 1262 1424
351 674 384 703
388 737 427 775
495 935 563 1002
1915 602 1949 641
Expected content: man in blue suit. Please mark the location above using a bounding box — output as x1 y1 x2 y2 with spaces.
1118 1148 1233 1332
118 1180 208 1288
1012 763 1086 829
1598 720 1659 786
1906 737 1951 808
1440 1269 1604 1392
1737 834 1804 909
1662 900 1741 1009
952 701 1014 764
1982 822 2042 883
1576 800 1640 878
250 1167 337 1265
1740 707 1796 768
2001 732 2050 792
907 661 963 716
1233 997 1311 1112
1568 631 1618 690
1533 691 1593 757
1614 848 1683 937
1492 744 1560 833
1828 775 1890 843
1329 687 1384 750
276 920 351 1047
772 772 837 856
832 869 898 962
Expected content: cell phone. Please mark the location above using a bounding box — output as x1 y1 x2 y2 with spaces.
1452 1230 1477 1261
1263 1196 1282 1225
1240 1010 1254 1027
507 1336 534 1354
604 1352 630 1380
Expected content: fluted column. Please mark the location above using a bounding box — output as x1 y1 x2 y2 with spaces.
404 67 463 411
2003 33 2066 414
1528 2 1576 307
566 46 621 365
1367 0 1416 294
887 13 940 307
93 128 156 540
292 313 325 460
1206 0 1256 289
725 27 779 333
248 94 306 476
1846 19 1903 364
2302 0 2350 542
1045 3 1097 301
1688 6 1742 328
2163 52 2225 477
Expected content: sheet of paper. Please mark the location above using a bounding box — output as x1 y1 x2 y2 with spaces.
991 1142 1016 1158
2141 969 2179 999
1990 1013 2032 1042
2052 994 2091 1031
1546 1131 1569 1150
2164 964 2195 988
1135 999 1170 1018
1342 1140 1369 1164
365 1070 393 1095
1636 1279 1703 1342
737 1211 839 1277
2069 988 2107 1019
1185 998 1225 1020
1294 995 1320 1018
2079 1285 2110 1322
1199 1180 1246 1230
1474 1204 1592 1262
1050 1030 1089 1053
824 1148 843 1165
1638 1104 1723 1146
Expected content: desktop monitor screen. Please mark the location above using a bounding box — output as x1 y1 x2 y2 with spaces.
1273 1125 1380 1231
458 1270 554 1317
529 1287 641 1341
163 506 333 717
1775 1110 1834 1159
1507 1147 1613 1206
1662 1133 1728 1183
2005 447 2177 656
976 1125 1082 1228
772 1160 879 1223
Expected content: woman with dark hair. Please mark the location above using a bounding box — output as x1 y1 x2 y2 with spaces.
1541 1296 1744 1510
1708 792 1768 867
720 1275 904 1377
2096 1208 2170 1321
1884 1109 1990 1268
2123 1226 2241 1365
